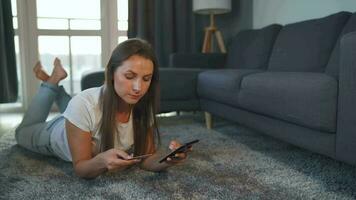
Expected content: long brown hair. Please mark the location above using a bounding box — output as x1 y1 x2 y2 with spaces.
98 38 160 155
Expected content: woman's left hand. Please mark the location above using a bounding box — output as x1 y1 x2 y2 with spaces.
165 140 192 164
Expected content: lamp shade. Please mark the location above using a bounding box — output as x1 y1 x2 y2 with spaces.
193 0 231 15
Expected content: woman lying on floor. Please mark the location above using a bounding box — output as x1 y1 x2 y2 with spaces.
15 38 191 178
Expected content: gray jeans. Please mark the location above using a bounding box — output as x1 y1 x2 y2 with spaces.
15 82 71 156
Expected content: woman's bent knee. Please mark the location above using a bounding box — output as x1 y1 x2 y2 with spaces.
14 126 22 144
14 124 54 156
14 125 32 149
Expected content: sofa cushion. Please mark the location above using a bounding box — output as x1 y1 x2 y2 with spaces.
238 72 337 132
81 70 105 90
225 24 281 69
326 12 356 79
197 69 263 107
268 12 351 72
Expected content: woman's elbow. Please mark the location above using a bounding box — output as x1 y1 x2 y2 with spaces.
74 169 98 179
72 163 99 179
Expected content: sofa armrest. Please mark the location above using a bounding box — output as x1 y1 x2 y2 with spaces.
159 68 204 113
81 69 105 90
159 68 203 100
336 31 356 165
169 53 226 69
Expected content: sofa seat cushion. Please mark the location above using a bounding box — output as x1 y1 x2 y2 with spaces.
238 72 337 132
197 69 263 107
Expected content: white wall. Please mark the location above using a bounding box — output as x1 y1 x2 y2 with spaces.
253 0 356 28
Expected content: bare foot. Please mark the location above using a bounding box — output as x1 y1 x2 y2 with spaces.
33 61 50 81
47 57 68 85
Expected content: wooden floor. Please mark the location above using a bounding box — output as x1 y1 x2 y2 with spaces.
0 111 187 138
0 112 60 138
0 113 23 138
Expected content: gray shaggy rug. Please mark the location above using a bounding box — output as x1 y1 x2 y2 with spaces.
1 114 356 200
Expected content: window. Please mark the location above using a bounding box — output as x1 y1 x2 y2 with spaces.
11 0 18 29
8 0 128 110
36 0 101 30
10 0 22 106
0 0 23 112
36 0 102 94
117 0 128 44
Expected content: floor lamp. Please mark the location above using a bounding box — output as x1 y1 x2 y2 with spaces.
193 0 231 53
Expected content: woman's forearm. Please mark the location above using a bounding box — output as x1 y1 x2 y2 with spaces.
140 153 171 172
73 157 107 179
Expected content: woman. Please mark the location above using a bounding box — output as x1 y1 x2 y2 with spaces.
15 38 190 178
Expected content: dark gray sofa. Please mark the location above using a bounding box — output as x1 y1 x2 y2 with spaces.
80 68 203 113
81 11 356 165
168 11 356 166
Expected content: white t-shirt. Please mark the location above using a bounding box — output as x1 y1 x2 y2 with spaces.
50 86 134 162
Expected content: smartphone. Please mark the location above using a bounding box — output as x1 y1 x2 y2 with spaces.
126 153 153 160
159 139 199 163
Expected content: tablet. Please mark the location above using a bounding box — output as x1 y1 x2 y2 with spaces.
159 139 199 163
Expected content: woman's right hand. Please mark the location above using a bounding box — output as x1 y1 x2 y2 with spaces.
96 149 141 172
